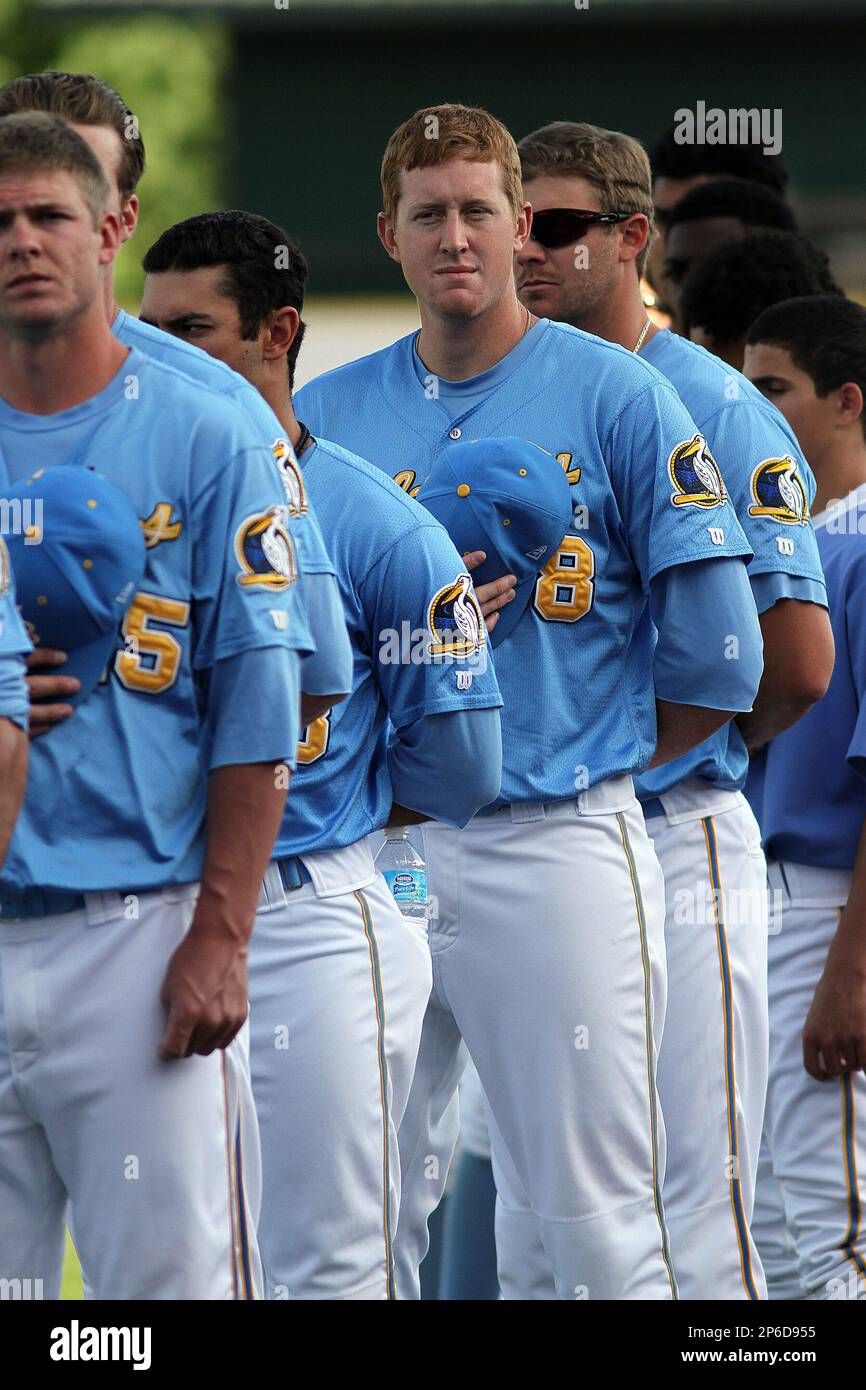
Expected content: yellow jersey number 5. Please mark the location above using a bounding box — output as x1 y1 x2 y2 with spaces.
532 535 595 623
296 712 331 765
115 592 190 694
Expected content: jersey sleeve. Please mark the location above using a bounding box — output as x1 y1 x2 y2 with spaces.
750 571 828 615
0 652 28 731
844 556 866 779
702 400 827 587
202 645 301 772
189 429 302 670
360 520 503 730
607 381 753 587
388 707 502 826
297 571 353 697
0 542 32 660
651 558 763 711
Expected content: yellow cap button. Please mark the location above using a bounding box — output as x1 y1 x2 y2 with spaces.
37 595 48 606
503 518 511 526
24 525 40 542
519 468 527 476
82 558 94 570
87 499 97 509
457 483 471 497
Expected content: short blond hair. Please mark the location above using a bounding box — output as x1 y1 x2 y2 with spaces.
381 103 523 223
518 121 655 275
0 111 109 226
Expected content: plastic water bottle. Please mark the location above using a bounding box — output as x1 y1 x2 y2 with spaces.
375 828 428 922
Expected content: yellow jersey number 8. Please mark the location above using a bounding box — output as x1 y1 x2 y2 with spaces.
532 535 595 623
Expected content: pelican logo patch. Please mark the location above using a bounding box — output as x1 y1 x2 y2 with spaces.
748 457 809 525
668 435 727 509
427 573 485 658
235 506 297 589
272 438 307 517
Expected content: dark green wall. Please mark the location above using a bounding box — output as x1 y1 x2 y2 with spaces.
230 9 866 293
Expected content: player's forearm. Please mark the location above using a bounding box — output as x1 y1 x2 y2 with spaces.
193 763 288 943
647 700 735 768
736 601 834 752
831 817 866 957
0 716 27 870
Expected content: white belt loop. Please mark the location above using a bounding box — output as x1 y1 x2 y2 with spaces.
510 803 546 824
83 891 126 926
260 861 289 913
576 773 636 816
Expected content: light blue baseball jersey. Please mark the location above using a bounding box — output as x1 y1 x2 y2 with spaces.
636 330 827 798
0 539 32 730
115 309 352 696
762 487 866 870
276 436 503 853
296 319 758 803
0 348 301 891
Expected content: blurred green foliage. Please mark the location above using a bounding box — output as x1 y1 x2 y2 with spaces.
0 1 227 308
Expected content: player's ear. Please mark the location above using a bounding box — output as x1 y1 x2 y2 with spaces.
120 195 139 244
619 213 650 266
836 380 864 431
377 212 401 263
513 202 532 253
97 209 123 265
263 306 300 363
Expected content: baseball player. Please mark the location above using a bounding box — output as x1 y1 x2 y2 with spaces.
659 177 797 331
0 113 303 1300
742 295 866 1297
0 71 353 734
139 208 504 1299
473 121 832 1301
680 228 843 371
647 128 788 329
295 102 765 1300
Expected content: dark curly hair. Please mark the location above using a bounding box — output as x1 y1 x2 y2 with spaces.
681 230 843 346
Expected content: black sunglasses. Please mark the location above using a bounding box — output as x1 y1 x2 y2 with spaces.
530 208 633 250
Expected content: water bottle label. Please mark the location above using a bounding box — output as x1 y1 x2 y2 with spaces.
383 869 427 905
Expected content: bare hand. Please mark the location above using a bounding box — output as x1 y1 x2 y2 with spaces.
803 942 866 1080
158 918 250 1061
25 648 79 737
463 550 517 636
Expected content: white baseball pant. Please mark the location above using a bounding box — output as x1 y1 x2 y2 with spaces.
395 776 676 1301
647 788 769 1299
487 787 770 1300
0 886 261 1300
248 842 432 1299
752 860 866 1299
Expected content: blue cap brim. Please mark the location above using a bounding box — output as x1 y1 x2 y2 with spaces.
488 572 537 648
29 628 119 711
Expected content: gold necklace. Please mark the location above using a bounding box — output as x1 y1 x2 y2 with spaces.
633 318 651 354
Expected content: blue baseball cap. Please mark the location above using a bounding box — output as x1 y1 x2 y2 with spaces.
4 465 147 707
417 437 574 646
